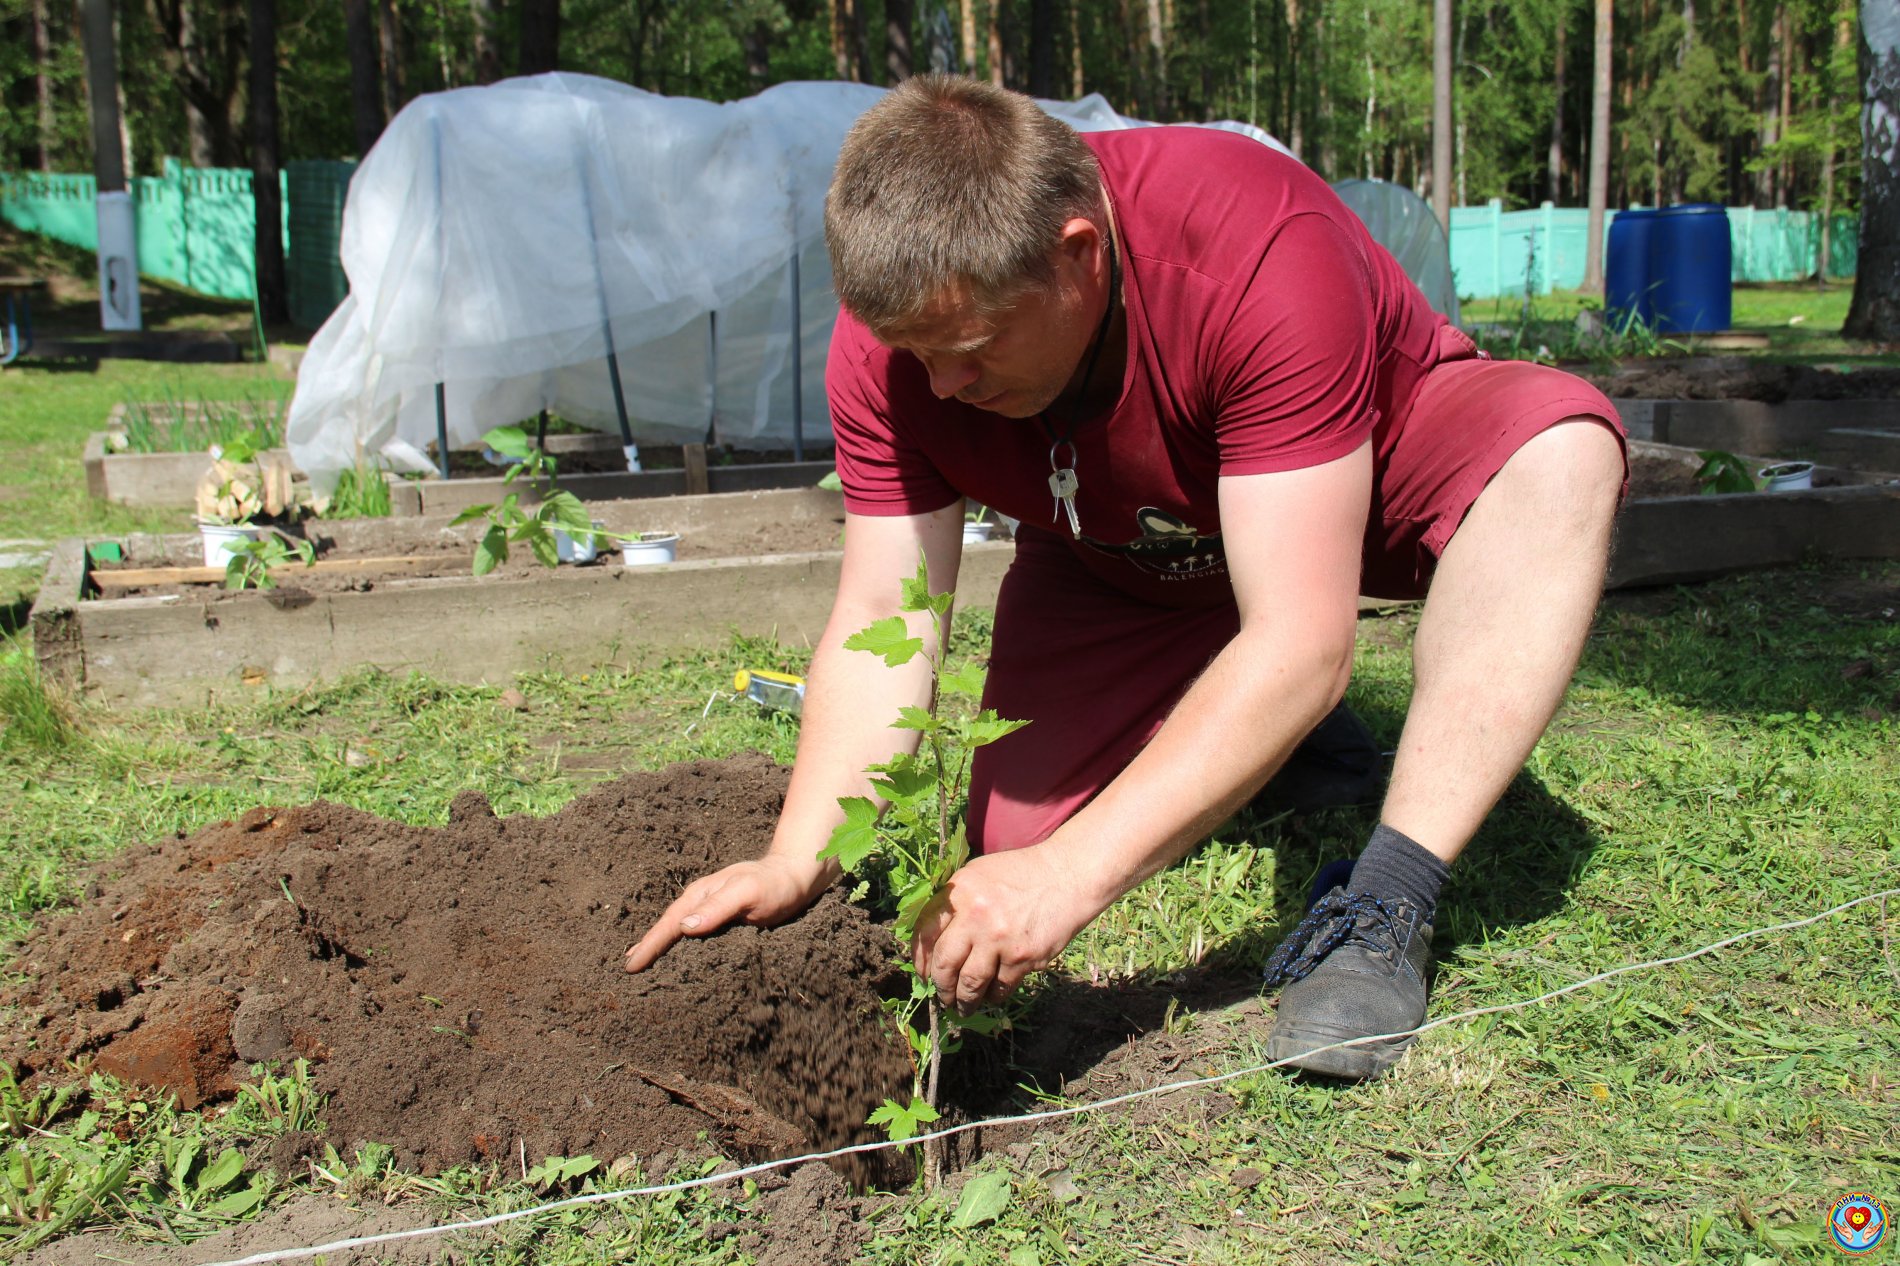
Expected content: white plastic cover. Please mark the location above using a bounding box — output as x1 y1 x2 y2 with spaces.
1328 178 1462 324
289 75 1462 491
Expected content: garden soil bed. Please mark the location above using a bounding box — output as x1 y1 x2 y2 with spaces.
1583 359 1900 402
87 510 854 600
2 755 916 1187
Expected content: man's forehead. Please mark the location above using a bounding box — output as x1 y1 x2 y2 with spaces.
875 287 998 351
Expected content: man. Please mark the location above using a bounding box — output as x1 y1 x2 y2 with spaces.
626 74 1625 1081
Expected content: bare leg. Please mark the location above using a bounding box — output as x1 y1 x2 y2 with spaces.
1381 419 1625 863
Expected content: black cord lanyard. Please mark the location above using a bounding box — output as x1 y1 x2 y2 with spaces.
1038 229 1119 539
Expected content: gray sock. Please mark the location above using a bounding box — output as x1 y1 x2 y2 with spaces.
1350 823 1450 920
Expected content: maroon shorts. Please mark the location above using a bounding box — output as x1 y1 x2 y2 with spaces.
966 336 1625 855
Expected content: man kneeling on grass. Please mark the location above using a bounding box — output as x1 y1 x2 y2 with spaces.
626 74 1626 1081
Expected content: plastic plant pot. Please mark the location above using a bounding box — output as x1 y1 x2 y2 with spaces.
1758 461 1815 492
197 521 262 568
619 531 679 566
555 521 605 563
962 521 995 545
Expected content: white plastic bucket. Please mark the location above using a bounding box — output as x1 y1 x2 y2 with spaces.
962 521 995 545
555 521 605 563
198 522 261 568
619 532 679 566
1757 461 1814 492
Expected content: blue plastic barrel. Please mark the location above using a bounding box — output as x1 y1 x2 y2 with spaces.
1605 208 1658 331
1648 204 1732 334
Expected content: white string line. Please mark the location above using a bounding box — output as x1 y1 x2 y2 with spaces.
205 886 1899 1266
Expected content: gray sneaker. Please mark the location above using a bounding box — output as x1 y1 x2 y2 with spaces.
1262 888 1433 1081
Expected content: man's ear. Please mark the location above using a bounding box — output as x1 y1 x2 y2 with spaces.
1055 217 1105 272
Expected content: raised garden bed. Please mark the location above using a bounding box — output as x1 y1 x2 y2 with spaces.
34 486 1017 707
32 448 1900 706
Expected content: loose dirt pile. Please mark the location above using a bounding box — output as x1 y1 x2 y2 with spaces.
2 755 914 1182
1585 359 1900 402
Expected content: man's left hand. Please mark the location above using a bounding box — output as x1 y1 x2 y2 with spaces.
911 844 1101 1011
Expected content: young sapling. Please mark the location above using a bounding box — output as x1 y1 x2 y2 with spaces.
818 556 1028 1184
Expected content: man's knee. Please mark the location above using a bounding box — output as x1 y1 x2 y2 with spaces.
1489 417 1625 530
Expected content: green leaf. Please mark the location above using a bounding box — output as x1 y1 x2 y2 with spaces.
482 425 532 458
965 710 1032 748
206 1184 265 1218
473 524 507 576
539 491 593 535
169 1138 199 1192
448 503 493 526
952 1009 1011 1036
867 1096 940 1142
522 523 559 569
559 1154 599 1180
869 754 934 802
819 797 881 871
940 662 987 697
816 470 843 491
949 1172 1012 1228
893 880 938 940
198 1148 245 1193
844 616 923 668
891 705 940 733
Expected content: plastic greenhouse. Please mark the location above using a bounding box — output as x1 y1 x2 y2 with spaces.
287 74 1452 491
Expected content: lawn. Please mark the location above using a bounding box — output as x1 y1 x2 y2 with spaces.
0 229 1894 1263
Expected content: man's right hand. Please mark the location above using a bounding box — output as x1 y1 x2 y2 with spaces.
622 854 832 972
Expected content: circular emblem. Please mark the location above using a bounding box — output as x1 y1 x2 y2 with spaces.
1830 1193 1889 1255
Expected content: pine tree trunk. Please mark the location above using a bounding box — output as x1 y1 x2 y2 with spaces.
30 0 56 171
1777 8 1794 201
1145 0 1167 118
961 0 978 77
249 0 287 326
1582 0 1612 290
345 0 385 156
1844 0 1900 339
1549 8 1566 205
470 0 502 84
379 0 405 117
1285 0 1301 156
887 0 913 84
1071 0 1085 96
1431 0 1452 228
989 0 1005 87
81 0 126 192
1759 6 1781 206
517 0 560 75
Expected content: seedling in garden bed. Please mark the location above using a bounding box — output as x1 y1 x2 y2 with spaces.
221 532 315 591
450 425 600 574
819 557 1027 1185
1694 449 1759 495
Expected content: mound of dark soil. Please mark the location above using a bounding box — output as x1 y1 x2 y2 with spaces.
2 755 913 1182
1585 359 1900 402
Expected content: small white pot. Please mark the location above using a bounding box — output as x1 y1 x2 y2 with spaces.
619 531 679 566
1757 461 1814 492
962 521 996 545
623 444 643 473
555 521 605 564
198 521 261 568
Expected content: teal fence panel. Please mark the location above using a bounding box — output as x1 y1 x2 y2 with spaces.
1447 199 1861 299
0 172 98 248
1 161 292 303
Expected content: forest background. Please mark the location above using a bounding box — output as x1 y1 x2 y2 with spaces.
0 0 1869 224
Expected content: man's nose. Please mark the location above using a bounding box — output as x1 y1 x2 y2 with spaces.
927 358 980 401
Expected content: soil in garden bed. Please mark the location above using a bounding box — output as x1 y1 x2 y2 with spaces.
441 442 838 477
1582 359 1900 402
1 755 915 1185
86 510 855 600
1624 451 1852 498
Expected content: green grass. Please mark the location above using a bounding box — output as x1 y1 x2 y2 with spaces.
0 562 1893 1262
1462 280 1900 366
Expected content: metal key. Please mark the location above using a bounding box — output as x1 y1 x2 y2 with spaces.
1048 467 1080 538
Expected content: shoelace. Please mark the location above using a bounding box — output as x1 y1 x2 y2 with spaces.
1261 890 1409 988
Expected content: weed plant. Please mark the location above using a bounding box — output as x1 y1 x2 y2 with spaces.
323 460 394 519
117 389 289 455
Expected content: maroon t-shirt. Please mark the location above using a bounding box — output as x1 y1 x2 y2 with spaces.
829 126 1448 608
